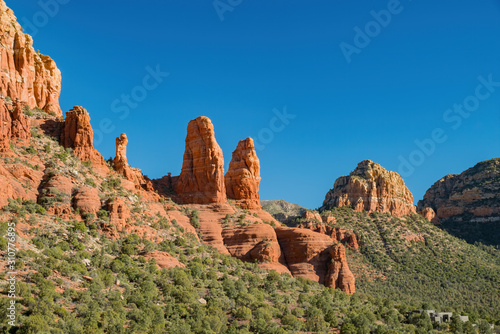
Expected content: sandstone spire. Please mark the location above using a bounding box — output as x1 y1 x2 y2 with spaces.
225 137 261 209
114 133 128 173
175 116 226 204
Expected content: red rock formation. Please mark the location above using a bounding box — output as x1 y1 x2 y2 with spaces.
325 243 355 294
73 186 101 214
10 100 30 141
0 161 43 207
302 210 322 222
60 107 105 166
0 99 12 151
322 160 416 217
114 133 128 173
296 221 359 251
175 116 226 204
0 1 62 116
112 132 154 191
419 207 439 224
106 198 131 235
0 97 31 151
417 158 500 245
222 223 290 274
225 137 261 209
275 227 334 284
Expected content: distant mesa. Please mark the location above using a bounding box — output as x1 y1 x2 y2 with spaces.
417 158 500 246
321 160 416 217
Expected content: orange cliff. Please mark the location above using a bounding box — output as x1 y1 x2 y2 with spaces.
0 0 62 116
174 116 227 204
322 160 416 217
225 137 262 209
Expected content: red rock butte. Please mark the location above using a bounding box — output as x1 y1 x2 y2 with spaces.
174 116 227 204
322 160 416 217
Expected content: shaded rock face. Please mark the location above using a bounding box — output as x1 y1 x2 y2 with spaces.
0 1 62 116
222 223 290 274
275 227 355 293
322 160 416 217
60 107 105 166
325 243 356 294
225 137 261 209
417 158 500 245
175 116 226 204
0 97 30 150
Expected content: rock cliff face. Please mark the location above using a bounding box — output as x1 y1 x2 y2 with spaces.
60 106 105 166
222 223 290 274
225 138 261 209
417 158 500 245
0 0 62 116
325 243 356 294
175 116 226 204
0 97 31 150
322 160 416 217
274 227 355 293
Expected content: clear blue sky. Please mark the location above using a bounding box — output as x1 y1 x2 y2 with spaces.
9 0 500 209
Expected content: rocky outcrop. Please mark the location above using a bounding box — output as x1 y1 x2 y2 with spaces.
113 132 154 191
175 116 226 204
0 97 31 151
296 221 359 251
60 107 105 166
325 243 356 294
275 227 333 284
73 186 101 214
222 223 290 274
0 0 62 116
322 160 416 217
225 138 261 209
417 158 500 245
10 100 30 141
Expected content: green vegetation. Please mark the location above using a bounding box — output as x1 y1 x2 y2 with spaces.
317 207 500 323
